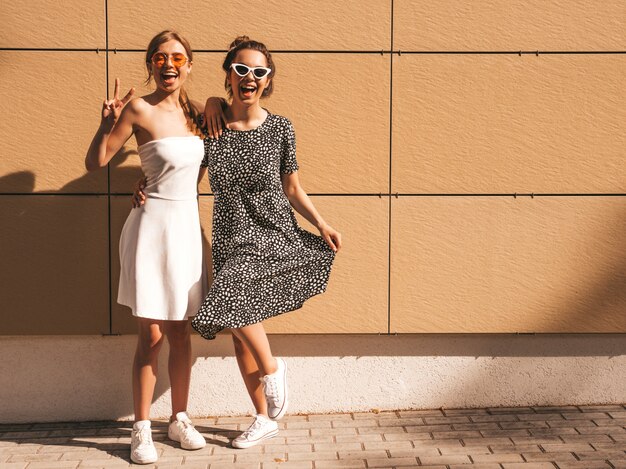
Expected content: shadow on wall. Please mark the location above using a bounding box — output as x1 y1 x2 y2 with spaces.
0 151 215 419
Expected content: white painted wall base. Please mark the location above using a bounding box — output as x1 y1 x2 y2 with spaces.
1 334 625 423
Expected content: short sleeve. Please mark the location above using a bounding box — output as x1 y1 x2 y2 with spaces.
200 138 210 168
280 119 299 174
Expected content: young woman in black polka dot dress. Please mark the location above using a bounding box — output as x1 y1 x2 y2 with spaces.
135 35 342 447
197 36 342 446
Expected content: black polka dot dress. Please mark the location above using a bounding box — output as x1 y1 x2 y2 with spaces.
191 111 335 340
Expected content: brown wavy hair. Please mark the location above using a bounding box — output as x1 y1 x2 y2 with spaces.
145 30 201 136
223 36 275 99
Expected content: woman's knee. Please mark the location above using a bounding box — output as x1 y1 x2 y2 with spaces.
165 321 191 347
136 320 165 356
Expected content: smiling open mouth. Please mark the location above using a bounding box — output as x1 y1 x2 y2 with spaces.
240 84 257 97
161 71 178 84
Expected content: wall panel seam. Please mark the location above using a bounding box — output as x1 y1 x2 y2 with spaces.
2 48 625 55
387 0 394 336
105 0 113 335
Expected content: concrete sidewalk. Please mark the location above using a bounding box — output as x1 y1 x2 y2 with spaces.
1 405 625 468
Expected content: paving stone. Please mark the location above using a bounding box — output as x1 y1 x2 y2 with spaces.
472 452 524 463
378 418 424 427
581 406 626 413
470 414 520 423
389 448 440 457
313 443 361 452
518 413 566 422
511 436 563 445
451 464 501 469
432 430 482 439
423 416 471 425
480 429 532 437
418 454 471 465
8 452 64 462
530 428 580 437
76 458 131 467
310 428 357 436
185 454 235 464
334 434 383 443
366 457 417 467
314 460 365 468
188 454 233 463
286 436 334 444
541 443 594 453
551 462 611 468
207 463 258 469
286 451 338 461
533 406 579 413
452 422 501 431
490 443 540 453
285 421 332 430
562 412 609 420
1 431 50 439
503 463 555 469
444 409 490 416
25 463 80 469
522 452 577 462
575 450 626 460
362 440 413 450
560 435 613 444
331 420 378 428
501 421 550 429
397 410 444 418
234 452 287 463
0 445 43 456
463 437 514 446
337 450 388 460
310 414 353 421
261 462 312 469
438 445 490 455
405 424 453 433
60 451 116 461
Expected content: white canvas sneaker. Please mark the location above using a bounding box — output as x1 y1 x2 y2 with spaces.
167 411 206 450
130 420 158 464
231 414 279 449
260 357 288 420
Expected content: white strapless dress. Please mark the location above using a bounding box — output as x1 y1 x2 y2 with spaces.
117 136 208 320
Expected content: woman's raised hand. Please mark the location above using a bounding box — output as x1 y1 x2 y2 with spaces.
204 97 227 138
102 78 135 129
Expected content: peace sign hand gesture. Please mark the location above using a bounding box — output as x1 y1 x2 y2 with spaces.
101 78 135 130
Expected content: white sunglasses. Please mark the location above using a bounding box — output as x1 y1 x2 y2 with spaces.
231 63 272 79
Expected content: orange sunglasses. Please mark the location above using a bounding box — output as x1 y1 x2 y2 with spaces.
150 52 188 68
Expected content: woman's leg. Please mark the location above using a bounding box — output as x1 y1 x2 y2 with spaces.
163 320 192 418
230 323 277 376
231 322 288 420
133 318 165 421
231 332 267 416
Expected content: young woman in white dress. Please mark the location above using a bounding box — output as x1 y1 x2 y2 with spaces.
85 30 207 465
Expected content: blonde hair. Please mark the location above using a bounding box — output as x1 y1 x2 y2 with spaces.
145 30 202 136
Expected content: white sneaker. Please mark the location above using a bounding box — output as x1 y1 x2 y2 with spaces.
130 420 158 464
231 414 279 448
167 411 206 450
260 357 288 420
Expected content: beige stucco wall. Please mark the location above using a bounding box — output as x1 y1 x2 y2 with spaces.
1 334 626 423
0 1 625 420
1 1 624 335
